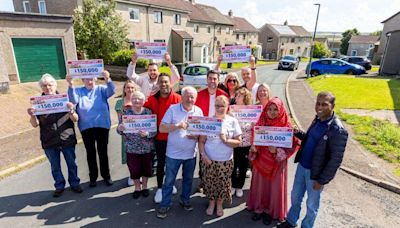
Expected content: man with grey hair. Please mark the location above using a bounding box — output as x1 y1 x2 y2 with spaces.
279 91 348 228
156 86 203 219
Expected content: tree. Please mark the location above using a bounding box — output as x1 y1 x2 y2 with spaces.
340 28 360 55
74 0 128 64
370 30 382 37
312 41 331 58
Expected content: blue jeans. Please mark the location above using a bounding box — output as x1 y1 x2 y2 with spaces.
44 146 80 190
160 156 196 208
287 164 323 228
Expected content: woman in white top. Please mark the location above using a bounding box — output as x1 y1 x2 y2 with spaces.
199 96 242 217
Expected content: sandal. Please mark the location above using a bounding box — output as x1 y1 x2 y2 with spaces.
262 213 272 225
206 206 214 216
216 207 224 217
251 212 263 221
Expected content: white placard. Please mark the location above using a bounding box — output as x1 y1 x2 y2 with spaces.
187 116 222 136
30 94 69 115
229 105 263 123
222 45 251 63
135 42 167 59
122 114 157 133
67 59 104 78
253 126 293 148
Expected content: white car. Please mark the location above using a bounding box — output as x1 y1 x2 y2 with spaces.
179 63 227 91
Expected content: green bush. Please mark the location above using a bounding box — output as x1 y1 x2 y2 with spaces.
111 49 149 68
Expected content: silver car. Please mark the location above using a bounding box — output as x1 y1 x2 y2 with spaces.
179 63 227 91
278 55 300 71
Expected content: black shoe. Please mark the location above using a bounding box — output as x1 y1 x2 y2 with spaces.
71 186 83 193
156 207 170 219
89 181 97 187
251 212 263 221
277 221 296 228
133 190 141 199
179 200 194 211
53 189 64 197
262 213 272 225
142 189 150 197
104 178 113 186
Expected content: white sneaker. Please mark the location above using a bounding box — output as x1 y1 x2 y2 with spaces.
231 188 236 196
127 177 134 186
172 185 177 195
246 170 252 178
236 188 243 198
154 188 162 203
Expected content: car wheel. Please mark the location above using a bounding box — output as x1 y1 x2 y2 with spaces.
278 66 282 70
310 70 319 77
345 69 355 75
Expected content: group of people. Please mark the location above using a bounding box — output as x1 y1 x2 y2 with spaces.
28 53 348 228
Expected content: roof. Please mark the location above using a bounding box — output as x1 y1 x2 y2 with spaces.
172 29 193 39
121 0 191 13
381 11 400 23
183 2 215 24
228 16 258 33
289 25 311 37
270 24 297 36
196 4 233 26
0 11 72 23
315 37 328 43
349 35 379 44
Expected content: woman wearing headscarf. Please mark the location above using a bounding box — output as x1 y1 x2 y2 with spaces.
247 97 300 225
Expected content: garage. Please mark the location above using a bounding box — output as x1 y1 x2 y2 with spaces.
12 38 66 83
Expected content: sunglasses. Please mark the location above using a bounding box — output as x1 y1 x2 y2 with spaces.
227 79 237 83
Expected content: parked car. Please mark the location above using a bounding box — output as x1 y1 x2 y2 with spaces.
278 55 300 71
306 58 366 76
341 56 372 70
179 63 227 91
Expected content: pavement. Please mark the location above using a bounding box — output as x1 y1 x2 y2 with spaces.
286 70 400 193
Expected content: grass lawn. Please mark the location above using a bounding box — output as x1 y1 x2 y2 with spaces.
220 60 277 70
307 75 400 169
159 66 172 75
371 65 379 72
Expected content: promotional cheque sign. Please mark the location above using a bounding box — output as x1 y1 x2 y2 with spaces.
187 116 222 136
67 59 104 78
30 94 69 115
222 45 251 63
135 42 167 59
253 126 293 148
230 105 262 123
122 114 157 133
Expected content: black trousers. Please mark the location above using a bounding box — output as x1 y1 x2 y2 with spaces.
81 127 110 182
155 140 167 188
231 146 250 189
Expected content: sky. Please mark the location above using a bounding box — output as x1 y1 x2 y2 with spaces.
1 0 399 33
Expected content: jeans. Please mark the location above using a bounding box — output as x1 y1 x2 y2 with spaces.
81 127 110 182
44 146 80 190
287 164 323 228
155 140 167 188
160 156 196 208
231 146 250 189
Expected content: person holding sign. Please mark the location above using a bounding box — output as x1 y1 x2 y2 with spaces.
279 92 348 228
117 91 156 199
27 74 82 197
144 74 182 203
115 80 140 187
247 97 300 225
230 88 254 198
127 52 180 100
221 72 240 105
256 83 272 108
199 96 242 217
67 70 116 187
156 86 203 219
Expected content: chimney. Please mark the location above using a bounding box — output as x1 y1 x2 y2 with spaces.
188 0 196 4
283 20 288 26
228 10 233 18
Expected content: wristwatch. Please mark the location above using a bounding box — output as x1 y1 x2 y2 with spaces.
251 67 256 70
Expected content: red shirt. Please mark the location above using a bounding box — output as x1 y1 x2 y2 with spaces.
195 88 228 117
144 91 181 141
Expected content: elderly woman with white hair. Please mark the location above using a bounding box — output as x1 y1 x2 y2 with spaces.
117 90 156 199
27 74 82 197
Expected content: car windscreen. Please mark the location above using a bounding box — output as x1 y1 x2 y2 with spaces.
282 56 296 61
184 66 209 76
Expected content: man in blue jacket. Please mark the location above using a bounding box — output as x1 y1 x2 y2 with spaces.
279 91 348 228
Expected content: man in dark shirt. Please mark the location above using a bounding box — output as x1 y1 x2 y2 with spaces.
279 91 348 228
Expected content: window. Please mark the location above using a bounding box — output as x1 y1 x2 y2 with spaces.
129 8 139 21
184 40 192 61
207 26 211 33
289 49 294 55
243 34 246 40
23 1 31 13
236 34 240 40
267 37 273 42
291 38 295 43
351 50 357 56
217 27 221 34
154 39 165 43
194 24 199 33
226 27 230 34
174 14 181 25
154 11 163 23
38 0 47 14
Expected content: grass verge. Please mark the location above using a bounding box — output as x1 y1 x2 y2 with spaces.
371 65 379 72
220 61 277 70
307 75 400 172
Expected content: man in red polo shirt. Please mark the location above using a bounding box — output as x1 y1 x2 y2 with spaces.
144 73 181 203
195 70 228 117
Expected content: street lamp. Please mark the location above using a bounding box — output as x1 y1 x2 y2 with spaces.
307 3 321 77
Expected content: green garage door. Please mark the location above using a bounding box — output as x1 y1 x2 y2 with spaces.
12 38 66 83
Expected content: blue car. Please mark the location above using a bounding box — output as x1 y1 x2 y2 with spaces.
307 58 366 76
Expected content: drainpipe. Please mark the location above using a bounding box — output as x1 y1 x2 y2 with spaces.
146 6 150 41
212 23 216 62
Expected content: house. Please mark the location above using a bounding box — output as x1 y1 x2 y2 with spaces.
0 11 77 86
12 0 77 15
375 11 400 75
258 21 312 60
12 0 259 66
347 35 379 58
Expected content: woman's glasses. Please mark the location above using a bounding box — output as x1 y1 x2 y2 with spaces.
227 79 237 83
